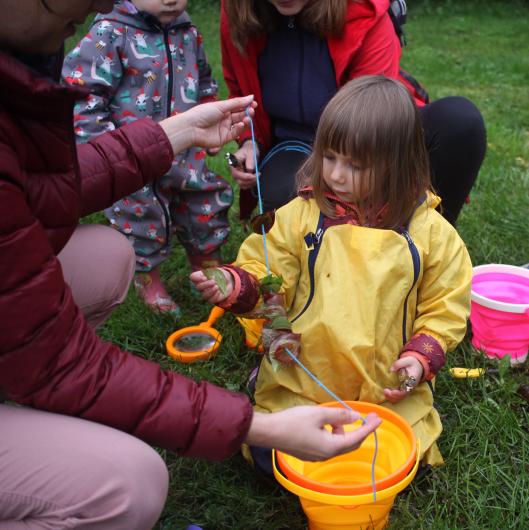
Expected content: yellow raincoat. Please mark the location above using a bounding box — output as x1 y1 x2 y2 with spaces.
235 194 472 465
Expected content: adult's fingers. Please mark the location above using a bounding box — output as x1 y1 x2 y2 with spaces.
217 95 255 114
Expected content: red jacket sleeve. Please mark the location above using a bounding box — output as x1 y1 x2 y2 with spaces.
0 166 253 459
341 14 401 81
78 118 174 216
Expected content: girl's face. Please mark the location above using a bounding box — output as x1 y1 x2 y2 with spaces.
132 0 188 25
267 0 310 16
0 0 114 54
322 149 371 203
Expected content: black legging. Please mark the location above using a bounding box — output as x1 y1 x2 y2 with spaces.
259 96 486 225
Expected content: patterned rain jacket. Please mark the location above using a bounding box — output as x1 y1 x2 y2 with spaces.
63 1 232 267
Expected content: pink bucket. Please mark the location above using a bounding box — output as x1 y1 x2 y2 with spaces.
470 264 529 365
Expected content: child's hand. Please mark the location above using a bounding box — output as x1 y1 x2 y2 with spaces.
189 268 234 304
383 355 424 404
229 140 258 190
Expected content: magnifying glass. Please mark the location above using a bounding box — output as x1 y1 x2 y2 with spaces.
166 306 225 363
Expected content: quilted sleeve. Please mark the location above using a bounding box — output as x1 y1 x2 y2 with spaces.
0 161 252 459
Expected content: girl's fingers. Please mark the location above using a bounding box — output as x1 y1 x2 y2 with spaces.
383 388 407 403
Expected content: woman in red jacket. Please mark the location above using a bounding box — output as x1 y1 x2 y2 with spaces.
0 1 380 528
222 0 486 224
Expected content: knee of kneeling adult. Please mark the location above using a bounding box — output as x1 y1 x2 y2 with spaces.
443 96 486 139
104 229 136 298
111 229 136 278
102 445 169 530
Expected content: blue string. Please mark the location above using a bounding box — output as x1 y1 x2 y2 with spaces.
245 108 270 275
284 348 378 502
244 107 378 502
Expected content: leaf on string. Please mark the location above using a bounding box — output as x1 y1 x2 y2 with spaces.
250 211 276 234
259 273 283 295
269 315 292 331
204 268 228 296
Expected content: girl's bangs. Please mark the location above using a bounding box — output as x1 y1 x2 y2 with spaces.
318 103 375 168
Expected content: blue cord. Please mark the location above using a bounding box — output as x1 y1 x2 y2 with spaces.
245 108 270 275
284 348 378 502
244 108 378 502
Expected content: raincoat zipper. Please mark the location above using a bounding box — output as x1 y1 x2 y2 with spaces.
400 228 421 343
152 26 176 250
292 213 325 322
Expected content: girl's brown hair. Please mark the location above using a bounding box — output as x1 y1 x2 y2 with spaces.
225 0 349 52
298 75 431 229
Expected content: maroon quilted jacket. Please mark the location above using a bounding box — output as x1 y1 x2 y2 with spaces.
0 50 253 459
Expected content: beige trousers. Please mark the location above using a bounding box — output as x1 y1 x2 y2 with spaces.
0 225 169 529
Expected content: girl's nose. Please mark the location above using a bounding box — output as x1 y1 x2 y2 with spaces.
330 164 346 184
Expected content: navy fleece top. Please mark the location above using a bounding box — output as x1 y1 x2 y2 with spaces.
257 16 338 144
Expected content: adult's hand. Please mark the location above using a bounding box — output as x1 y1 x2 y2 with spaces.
159 95 256 155
245 406 381 462
230 140 258 189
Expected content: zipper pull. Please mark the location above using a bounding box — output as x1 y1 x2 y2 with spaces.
288 16 295 29
304 228 324 249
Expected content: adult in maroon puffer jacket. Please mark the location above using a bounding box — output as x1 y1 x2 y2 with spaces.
0 1 381 528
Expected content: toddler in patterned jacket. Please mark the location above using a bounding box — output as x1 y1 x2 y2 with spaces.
63 0 233 315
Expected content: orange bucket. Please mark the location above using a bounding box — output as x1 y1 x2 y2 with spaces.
276 401 416 496
273 445 419 530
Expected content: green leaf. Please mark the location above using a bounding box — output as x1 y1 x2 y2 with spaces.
259 274 283 294
269 315 292 330
204 268 228 296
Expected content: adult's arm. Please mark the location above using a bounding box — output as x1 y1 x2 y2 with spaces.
78 118 173 216
79 96 255 216
344 12 401 81
0 169 252 459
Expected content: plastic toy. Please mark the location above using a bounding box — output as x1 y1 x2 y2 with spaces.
166 306 224 363
276 401 416 496
470 264 529 365
273 401 420 530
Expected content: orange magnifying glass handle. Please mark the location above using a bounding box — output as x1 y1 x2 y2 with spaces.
200 306 225 328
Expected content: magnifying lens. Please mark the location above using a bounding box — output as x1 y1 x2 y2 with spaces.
166 306 225 363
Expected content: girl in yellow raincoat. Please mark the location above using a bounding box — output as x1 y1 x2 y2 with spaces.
191 75 472 474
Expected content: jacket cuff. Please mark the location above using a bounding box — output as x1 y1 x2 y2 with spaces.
179 382 254 460
400 333 446 378
218 265 260 314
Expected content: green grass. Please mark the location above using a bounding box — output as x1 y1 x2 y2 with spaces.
66 1 529 528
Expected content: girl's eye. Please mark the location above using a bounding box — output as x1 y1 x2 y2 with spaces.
323 152 335 161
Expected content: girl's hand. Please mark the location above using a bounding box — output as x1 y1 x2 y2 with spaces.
245 406 381 461
230 140 258 190
383 355 424 404
160 95 256 154
189 269 234 304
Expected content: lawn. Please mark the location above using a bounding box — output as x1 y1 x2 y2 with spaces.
66 1 529 528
